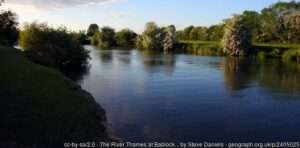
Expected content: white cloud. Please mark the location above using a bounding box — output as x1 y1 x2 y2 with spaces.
4 0 120 10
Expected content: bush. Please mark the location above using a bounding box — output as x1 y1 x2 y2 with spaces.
0 10 19 46
19 23 90 70
282 49 300 62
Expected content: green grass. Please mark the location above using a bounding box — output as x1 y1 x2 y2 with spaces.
178 40 300 59
0 46 110 147
179 40 300 49
178 40 223 56
253 42 300 50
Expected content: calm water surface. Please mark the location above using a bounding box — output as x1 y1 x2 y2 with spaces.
75 46 300 142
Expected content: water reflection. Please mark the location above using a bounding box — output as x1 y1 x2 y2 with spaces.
221 57 300 94
141 50 176 74
76 46 300 142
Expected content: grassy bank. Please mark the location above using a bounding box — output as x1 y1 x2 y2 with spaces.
177 41 223 56
0 46 110 147
178 40 300 59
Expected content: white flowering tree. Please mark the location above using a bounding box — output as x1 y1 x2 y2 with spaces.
222 15 252 56
136 22 177 52
162 25 177 52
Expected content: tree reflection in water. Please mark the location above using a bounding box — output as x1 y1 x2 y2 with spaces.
221 57 300 94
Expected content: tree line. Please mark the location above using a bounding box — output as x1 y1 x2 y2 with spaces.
1 0 300 71
87 24 137 48
177 1 300 44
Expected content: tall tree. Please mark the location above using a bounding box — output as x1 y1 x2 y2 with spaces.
87 24 99 37
115 29 137 47
162 25 177 52
0 10 18 46
183 26 194 40
98 26 116 48
207 24 224 41
241 11 261 42
283 12 300 43
136 22 162 50
222 15 252 56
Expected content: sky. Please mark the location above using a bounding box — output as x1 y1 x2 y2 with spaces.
1 0 294 32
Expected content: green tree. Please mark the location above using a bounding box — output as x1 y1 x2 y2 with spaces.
19 23 90 69
207 24 224 41
283 12 300 43
189 27 198 40
0 10 18 46
136 22 162 50
87 24 99 37
258 1 300 42
241 11 261 42
183 26 194 40
98 26 116 48
197 27 208 41
71 30 89 45
222 15 252 56
162 25 177 52
91 31 100 46
115 29 137 47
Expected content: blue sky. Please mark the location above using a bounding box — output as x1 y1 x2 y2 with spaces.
2 0 293 32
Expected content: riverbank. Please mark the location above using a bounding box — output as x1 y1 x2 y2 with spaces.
0 46 111 147
178 41 300 59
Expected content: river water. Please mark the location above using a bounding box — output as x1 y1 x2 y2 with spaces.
74 46 300 142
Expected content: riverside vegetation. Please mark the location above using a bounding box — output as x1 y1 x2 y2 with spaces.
0 1 111 147
1 0 300 146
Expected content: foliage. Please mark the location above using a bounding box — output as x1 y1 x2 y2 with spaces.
283 49 300 62
241 11 261 41
71 30 89 45
91 31 100 46
282 12 300 43
136 22 177 52
87 24 99 37
177 1 300 44
136 22 162 50
92 26 116 49
0 46 109 147
19 23 90 70
0 10 18 46
115 29 137 47
222 15 252 56
207 24 225 41
179 41 223 56
162 25 177 52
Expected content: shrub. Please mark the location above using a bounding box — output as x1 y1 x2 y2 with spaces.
19 23 90 70
282 49 300 62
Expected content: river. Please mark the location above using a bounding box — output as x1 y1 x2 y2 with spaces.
72 45 300 142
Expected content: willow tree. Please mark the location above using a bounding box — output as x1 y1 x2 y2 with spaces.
222 15 252 56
